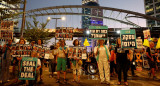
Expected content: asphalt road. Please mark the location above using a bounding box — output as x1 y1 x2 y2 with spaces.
2 67 160 86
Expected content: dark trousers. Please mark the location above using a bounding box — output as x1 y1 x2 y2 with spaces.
130 62 135 76
67 58 70 69
110 61 117 74
117 62 128 82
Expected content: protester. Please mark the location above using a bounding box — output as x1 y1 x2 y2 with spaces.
94 39 111 84
71 39 82 83
0 39 13 83
82 49 87 71
114 38 130 85
0 45 3 83
12 38 26 83
110 46 117 77
56 40 68 83
37 39 44 82
128 49 137 77
29 47 41 85
146 41 157 80
49 45 56 77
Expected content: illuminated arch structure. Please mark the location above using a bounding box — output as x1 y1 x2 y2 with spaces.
23 5 160 28
4 5 160 38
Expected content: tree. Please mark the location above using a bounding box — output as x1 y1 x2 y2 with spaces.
24 16 52 44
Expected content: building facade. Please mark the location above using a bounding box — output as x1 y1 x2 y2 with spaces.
82 0 103 29
81 0 103 50
144 0 160 27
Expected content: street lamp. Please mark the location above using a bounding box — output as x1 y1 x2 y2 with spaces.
47 16 66 45
47 16 66 28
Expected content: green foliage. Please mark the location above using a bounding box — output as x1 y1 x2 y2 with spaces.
24 16 52 44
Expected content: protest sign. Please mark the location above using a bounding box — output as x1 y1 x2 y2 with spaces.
55 27 73 40
89 26 108 40
136 39 143 49
120 29 137 48
19 57 37 80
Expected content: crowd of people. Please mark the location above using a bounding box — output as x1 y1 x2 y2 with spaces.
0 38 160 86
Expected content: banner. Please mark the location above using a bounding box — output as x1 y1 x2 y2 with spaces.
34 44 46 58
11 44 32 57
19 57 37 80
120 29 137 48
88 26 108 40
143 29 151 39
0 21 14 40
55 27 73 40
136 39 143 48
68 46 86 59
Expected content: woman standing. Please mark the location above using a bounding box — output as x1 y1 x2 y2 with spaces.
12 38 26 83
0 39 13 83
95 39 111 84
114 38 130 85
49 45 55 77
37 39 44 82
71 39 82 83
56 40 68 83
110 46 117 77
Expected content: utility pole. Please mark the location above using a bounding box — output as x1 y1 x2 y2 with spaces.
20 0 26 37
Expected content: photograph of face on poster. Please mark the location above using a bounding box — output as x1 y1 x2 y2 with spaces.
68 46 85 59
11 44 32 57
55 27 73 40
66 34 69 38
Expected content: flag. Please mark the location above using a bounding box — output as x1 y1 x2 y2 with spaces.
143 39 150 47
83 38 90 47
156 38 160 49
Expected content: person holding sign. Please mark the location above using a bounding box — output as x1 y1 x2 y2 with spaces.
12 38 26 83
71 39 82 83
28 50 41 85
114 38 130 86
94 39 111 84
56 40 68 83
146 41 157 80
0 39 12 83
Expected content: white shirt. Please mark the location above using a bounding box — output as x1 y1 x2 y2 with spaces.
94 45 110 60
57 47 68 58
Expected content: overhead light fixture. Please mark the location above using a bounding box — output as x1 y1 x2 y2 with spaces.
117 30 120 34
86 30 90 34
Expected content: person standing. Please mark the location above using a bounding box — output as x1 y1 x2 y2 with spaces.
71 39 82 83
114 38 130 85
49 45 56 77
128 49 137 77
110 46 117 77
12 38 26 83
37 39 44 82
94 39 111 84
146 41 157 80
56 40 68 83
0 45 2 83
0 39 13 83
